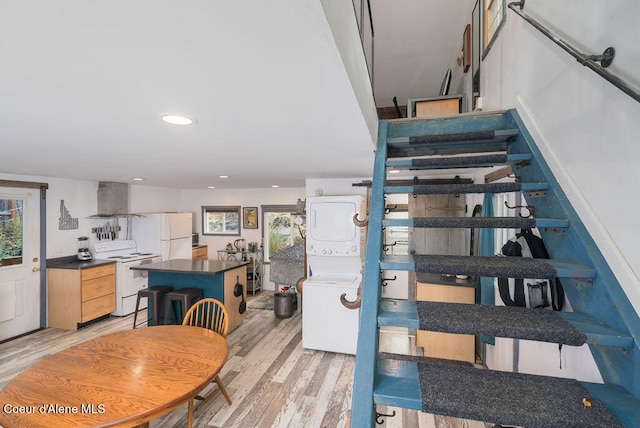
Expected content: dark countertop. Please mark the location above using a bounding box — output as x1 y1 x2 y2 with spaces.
192 245 208 249
130 258 248 275
416 272 477 288
46 256 116 270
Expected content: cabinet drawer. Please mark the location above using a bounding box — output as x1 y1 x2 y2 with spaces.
192 246 208 260
81 264 116 281
82 275 115 302
81 293 115 322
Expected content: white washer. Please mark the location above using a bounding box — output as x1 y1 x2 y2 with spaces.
302 274 361 355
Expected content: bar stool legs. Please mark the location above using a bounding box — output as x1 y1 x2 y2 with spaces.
164 288 204 324
133 286 173 329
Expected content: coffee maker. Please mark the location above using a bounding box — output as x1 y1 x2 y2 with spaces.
77 236 92 261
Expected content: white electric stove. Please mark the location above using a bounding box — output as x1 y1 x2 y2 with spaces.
93 240 162 316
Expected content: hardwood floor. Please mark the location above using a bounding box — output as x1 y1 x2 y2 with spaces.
0 293 491 428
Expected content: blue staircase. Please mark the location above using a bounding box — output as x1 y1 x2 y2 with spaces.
350 110 640 427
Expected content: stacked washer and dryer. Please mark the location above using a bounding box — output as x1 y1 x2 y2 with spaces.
302 195 365 355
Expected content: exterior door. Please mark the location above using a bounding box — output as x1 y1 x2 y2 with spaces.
0 187 41 341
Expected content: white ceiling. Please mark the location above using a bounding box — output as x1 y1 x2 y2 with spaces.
0 0 469 190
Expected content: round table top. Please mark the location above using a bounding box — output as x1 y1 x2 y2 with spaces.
0 325 228 428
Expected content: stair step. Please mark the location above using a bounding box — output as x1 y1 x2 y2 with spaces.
385 182 549 195
386 129 520 158
374 357 638 427
382 217 569 229
385 153 532 170
377 300 633 347
380 254 596 279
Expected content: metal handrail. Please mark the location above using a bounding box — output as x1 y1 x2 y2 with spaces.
356 0 375 87
508 0 640 103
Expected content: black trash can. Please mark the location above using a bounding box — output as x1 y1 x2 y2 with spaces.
274 292 297 319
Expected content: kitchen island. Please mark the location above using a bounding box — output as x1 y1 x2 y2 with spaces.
130 259 248 332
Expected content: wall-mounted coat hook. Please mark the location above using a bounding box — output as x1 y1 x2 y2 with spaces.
383 241 397 252
376 410 396 424
353 213 369 227
381 275 397 286
504 201 535 218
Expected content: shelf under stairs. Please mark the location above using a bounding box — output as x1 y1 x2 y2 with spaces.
350 110 640 427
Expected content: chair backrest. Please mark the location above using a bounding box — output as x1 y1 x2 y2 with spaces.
182 298 229 338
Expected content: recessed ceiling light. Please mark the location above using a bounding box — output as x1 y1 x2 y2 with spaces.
207 186 216 189
271 185 280 188
161 114 194 125
219 175 230 179
132 177 144 181
388 169 400 174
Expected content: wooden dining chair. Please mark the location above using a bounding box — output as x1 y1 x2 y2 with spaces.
182 298 232 413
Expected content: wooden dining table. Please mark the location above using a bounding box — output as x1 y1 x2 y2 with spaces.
0 325 228 428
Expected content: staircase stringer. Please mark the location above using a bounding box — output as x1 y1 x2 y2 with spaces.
350 120 389 428
507 109 640 398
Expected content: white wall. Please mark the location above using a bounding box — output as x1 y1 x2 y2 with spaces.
1 173 98 258
321 0 379 144
306 177 368 198
460 0 640 379
479 1 640 313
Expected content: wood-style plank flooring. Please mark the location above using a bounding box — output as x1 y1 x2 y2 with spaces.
0 292 491 428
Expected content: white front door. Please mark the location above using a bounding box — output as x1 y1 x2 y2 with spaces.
0 187 41 341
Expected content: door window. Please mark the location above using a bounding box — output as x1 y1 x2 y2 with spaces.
0 198 24 267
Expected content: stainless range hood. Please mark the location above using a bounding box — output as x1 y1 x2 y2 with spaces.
88 182 142 218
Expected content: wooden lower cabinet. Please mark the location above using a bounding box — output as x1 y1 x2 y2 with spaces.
415 276 475 363
223 266 247 333
48 264 116 330
192 245 208 260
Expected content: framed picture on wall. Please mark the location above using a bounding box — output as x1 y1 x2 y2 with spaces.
243 207 258 229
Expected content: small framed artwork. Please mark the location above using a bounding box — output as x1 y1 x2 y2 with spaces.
243 207 258 229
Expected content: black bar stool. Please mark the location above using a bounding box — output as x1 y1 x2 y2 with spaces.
133 285 173 328
164 288 204 325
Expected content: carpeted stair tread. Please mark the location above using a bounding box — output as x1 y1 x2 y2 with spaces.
409 129 496 144
380 254 597 279
378 299 632 347
417 362 623 427
382 217 569 229
416 301 586 346
384 182 549 195
411 154 507 168
415 216 536 229
375 358 629 428
387 128 519 146
414 254 556 279
385 153 533 170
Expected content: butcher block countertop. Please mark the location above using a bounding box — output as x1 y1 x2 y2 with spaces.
130 258 248 275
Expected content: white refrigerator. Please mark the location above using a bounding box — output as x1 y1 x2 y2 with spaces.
132 212 193 260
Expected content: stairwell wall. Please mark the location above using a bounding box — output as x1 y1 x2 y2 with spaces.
475 0 640 317
447 0 640 381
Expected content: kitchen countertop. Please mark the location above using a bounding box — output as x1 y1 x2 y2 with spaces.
130 258 248 275
46 256 116 270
